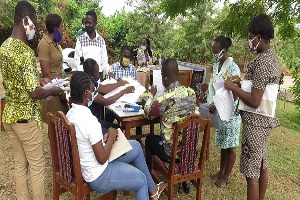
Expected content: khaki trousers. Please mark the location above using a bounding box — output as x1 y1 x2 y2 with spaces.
4 121 45 200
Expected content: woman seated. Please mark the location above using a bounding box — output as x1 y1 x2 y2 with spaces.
66 71 167 199
83 58 133 133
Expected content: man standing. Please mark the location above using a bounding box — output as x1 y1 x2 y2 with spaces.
74 10 109 80
144 58 196 193
0 2 63 199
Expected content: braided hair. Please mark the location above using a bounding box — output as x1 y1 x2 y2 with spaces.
70 71 91 103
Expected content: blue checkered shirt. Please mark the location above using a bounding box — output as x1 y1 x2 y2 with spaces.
108 61 137 80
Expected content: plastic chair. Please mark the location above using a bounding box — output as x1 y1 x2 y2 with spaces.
151 113 210 200
47 111 117 200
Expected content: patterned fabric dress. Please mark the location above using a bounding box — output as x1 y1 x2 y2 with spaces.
207 57 241 149
240 48 281 179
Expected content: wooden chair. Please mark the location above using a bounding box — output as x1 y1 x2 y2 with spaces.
151 114 210 200
47 111 117 200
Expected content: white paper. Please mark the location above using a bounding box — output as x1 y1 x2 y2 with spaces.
108 128 133 162
103 77 146 104
213 90 234 121
199 104 221 129
238 80 279 117
152 69 164 99
43 78 69 100
106 104 144 117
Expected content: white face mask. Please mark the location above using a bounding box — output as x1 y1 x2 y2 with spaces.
23 16 36 40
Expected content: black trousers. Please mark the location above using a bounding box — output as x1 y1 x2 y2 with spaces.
145 135 170 170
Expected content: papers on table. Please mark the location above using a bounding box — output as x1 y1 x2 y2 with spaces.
108 128 132 162
152 69 165 99
212 76 234 121
238 80 279 117
101 77 146 104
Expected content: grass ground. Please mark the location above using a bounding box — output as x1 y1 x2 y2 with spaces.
0 89 299 199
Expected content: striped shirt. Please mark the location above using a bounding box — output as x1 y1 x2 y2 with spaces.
108 61 137 80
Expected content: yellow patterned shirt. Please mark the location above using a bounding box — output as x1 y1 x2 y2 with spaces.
0 38 42 128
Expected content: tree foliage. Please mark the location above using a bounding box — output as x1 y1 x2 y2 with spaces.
160 0 300 39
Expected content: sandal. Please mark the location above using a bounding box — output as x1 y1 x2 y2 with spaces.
150 182 168 199
214 177 229 188
210 172 222 181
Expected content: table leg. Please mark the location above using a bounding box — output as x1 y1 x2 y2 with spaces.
124 122 131 139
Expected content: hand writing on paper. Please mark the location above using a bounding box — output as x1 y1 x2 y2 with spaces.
209 104 217 114
123 86 135 94
108 128 118 142
117 78 128 86
150 85 157 96
108 72 115 79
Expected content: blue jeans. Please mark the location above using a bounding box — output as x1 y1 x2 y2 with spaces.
89 140 155 200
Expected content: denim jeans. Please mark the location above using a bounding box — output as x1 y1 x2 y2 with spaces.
89 140 155 200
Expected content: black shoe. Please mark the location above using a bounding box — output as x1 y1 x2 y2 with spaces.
182 181 190 194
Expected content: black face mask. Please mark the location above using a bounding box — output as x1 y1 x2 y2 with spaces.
85 26 94 35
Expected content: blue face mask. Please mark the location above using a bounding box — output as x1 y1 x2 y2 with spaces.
54 28 62 43
87 90 98 107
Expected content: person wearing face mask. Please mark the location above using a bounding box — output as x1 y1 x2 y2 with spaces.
38 13 69 122
205 36 241 188
74 10 110 80
83 58 134 134
137 38 156 67
0 2 64 199
224 15 281 200
107 45 137 80
105 45 143 137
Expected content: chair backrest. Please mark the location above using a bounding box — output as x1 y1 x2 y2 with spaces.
191 70 204 92
170 113 210 175
48 111 83 187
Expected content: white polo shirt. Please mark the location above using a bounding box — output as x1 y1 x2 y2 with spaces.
74 32 110 73
66 103 108 182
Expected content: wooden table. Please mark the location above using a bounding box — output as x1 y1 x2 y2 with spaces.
106 106 160 140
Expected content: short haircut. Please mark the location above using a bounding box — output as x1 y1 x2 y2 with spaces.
14 1 36 24
46 13 62 33
83 58 97 76
121 45 131 54
86 10 97 23
162 58 179 78
214 36 232 51
248 14 274 40
70 71 91 103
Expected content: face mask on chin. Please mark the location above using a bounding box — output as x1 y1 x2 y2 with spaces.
121 57 130 67
249 35 261 54
23 16 36 40
85 26 94 35
87 90 98 107
54 28 62 43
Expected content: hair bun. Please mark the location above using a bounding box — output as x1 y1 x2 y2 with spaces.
226 37 232 47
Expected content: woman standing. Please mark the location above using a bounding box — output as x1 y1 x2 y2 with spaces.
225 14 281 199
207 36 241 188
38 13 69 121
